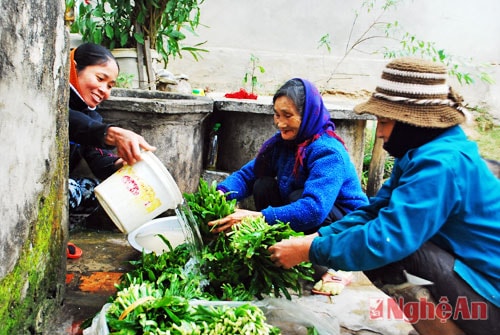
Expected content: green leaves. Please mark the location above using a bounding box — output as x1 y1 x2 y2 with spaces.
189 303 281 335
200 217 314 301
321 0 495 89
243 54 266 94
102 177 314 333
106 269 281 333
183 178 237 242
182 178 313 300
72 0 206 66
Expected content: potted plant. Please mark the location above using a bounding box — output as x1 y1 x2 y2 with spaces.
70 0 207 72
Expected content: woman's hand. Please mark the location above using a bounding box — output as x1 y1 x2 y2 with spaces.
268 233 318 269
105 126 156 165
114 158 124 169
208 208 263 233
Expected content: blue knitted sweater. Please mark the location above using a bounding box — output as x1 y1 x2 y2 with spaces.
217 132 368 232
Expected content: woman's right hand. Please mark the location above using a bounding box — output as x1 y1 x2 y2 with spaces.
105 126 156 165
208 208 263 233
268 233 318 269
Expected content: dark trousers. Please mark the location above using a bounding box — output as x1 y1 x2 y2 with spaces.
253 176 345 234
364 242 500 334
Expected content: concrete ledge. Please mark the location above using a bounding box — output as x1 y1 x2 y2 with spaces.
99 88 213 193
209 96 371 177
213 96 376 120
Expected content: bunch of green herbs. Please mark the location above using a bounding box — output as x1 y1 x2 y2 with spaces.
106 281 280 334
201 216 314 300
183 178 237 243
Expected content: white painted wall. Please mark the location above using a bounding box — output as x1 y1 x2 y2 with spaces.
166 0 500 118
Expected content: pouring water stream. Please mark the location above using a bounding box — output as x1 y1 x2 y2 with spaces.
175 199 204 257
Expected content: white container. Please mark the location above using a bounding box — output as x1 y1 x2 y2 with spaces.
94 151 183 234
127 216 187 254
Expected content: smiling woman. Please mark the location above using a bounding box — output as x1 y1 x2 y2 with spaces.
73 54 118 108
67 43 156 238
273 96 302 141
208 78 368 236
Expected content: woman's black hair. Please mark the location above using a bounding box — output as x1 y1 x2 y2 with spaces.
73 43 119 72
272 78 305 116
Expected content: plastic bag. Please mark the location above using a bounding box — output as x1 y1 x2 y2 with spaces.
82 303 111 335
255 297 340 335
82 298 339 335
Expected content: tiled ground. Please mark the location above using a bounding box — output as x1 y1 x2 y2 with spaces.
47 228 413 335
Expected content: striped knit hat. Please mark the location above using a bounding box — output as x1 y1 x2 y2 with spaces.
354 57 466 128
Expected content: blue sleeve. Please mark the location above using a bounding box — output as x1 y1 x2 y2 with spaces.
317 183 391 235
310 156 460 271
217 159 257 201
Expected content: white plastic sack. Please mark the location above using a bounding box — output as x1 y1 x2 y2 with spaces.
82 298 339 335
255 297 340 335
82 303 111 335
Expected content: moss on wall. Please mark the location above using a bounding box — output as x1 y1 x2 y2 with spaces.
0 141 66 335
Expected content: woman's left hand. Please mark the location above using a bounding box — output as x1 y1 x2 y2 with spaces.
268 233 318 269
208 208 263 233
114 158 124 169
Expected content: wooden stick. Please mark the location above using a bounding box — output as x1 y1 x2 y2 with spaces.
366 136 387 197
143 39 156 90
134 23 146 89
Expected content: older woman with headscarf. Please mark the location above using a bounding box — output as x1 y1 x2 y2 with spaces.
209 78 368 235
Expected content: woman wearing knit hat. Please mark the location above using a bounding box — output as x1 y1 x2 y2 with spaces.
268 58 500 334
68 43 156 250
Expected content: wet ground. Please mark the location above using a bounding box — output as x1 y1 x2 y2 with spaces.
47 228 138 335
47 219 413 335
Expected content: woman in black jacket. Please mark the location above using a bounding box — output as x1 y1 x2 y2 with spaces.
68 43 155 244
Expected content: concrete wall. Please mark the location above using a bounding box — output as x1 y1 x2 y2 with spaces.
0 0 68 333
98 89 214 194
166 0 500 119
209 99 372 178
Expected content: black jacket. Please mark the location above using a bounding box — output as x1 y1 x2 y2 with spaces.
69 87 119 180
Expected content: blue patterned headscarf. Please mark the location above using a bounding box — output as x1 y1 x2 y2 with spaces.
254 78 345 177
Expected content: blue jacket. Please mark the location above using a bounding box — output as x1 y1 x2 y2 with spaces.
311 126 500 307
218 132 368 232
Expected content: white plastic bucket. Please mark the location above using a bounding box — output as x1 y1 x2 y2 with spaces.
127 216 187 254
94 151 183 234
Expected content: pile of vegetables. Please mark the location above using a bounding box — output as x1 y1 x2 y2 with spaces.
87 178 315 334
106 280 280 335
184 178 313 300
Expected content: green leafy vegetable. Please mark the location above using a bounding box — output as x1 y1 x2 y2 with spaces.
96 177 316 334
201 216 314 300
183 178 237 242
106 282 280 334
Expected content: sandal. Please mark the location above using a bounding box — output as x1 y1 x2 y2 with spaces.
312 269 353 296
67 242 82 259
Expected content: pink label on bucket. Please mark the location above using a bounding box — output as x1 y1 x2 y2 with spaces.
118 166 162 213
122 175 140 196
